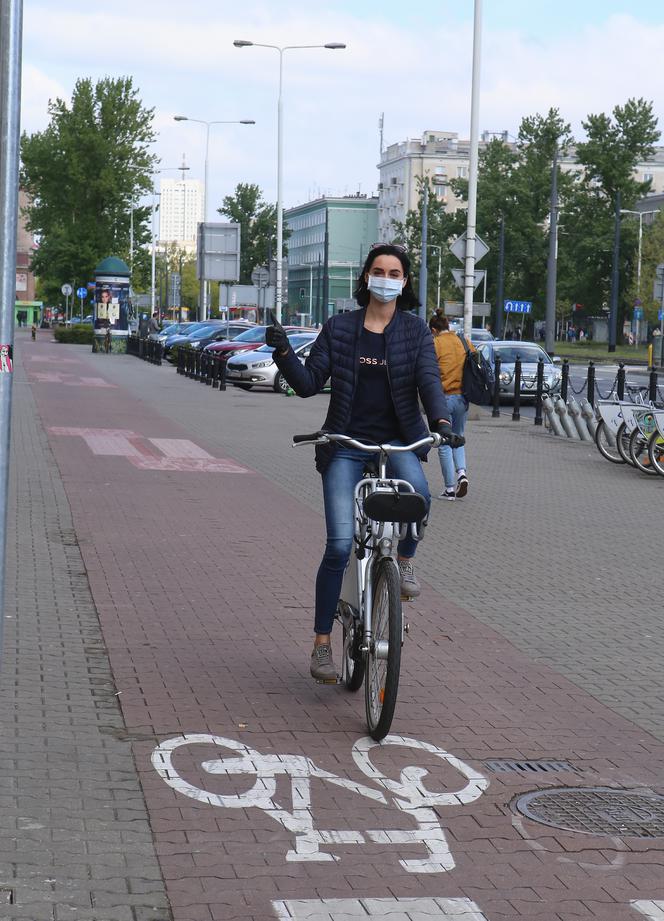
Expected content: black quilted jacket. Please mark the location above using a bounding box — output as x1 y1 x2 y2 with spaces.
274 307 450 473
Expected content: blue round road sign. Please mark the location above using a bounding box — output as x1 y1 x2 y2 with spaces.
76 287 87 299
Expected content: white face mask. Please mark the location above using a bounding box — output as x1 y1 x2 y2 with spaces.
367 275 404 304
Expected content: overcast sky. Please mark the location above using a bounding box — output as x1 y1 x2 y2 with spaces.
21 0 664 218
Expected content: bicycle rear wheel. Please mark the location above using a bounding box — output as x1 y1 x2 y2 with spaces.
616 422 634 465
338 601 365 692
365 558 402 741
629 428 657 475
594 419 624 464
647 431 664 476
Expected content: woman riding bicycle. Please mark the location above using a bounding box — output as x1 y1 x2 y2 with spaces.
266 243 460 681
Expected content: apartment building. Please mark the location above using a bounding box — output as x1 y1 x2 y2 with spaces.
378 129 664 241
158 178 204 253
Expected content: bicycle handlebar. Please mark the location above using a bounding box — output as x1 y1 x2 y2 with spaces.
292 431 443 452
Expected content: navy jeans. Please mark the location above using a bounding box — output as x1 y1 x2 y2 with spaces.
314 444 431 635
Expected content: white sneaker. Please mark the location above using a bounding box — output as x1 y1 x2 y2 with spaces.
438 489 456 500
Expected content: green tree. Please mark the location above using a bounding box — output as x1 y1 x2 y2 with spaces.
217 183 287 284
21 76 156 306
560 98 659 328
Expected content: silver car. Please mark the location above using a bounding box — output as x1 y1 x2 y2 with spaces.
478 340 562 398
225 332 318 393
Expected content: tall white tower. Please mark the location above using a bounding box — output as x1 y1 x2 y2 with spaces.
159 175 204 254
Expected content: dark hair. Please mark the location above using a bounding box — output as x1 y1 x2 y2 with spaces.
353 243 420 310
429 310 450 333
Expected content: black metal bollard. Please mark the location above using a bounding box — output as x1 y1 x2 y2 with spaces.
157 342 163 366
512 356 522 421
534 357 544 426
617 362 625 401
204 352 213 384
560 358 569 403
138 338 144 360
587 361 595 407
649 367 658 404
492 355 501 418
177 347 184 375
219 358 227 391
212 355 220 388
195 351 202 382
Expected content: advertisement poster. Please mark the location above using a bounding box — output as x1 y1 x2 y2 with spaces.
94 282 129 331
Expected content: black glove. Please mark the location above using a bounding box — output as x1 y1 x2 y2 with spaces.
434 421 465 449
265 311 290 355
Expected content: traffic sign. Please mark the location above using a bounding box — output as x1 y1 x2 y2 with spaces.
633 307 644 320
451 268 485 291
449 230 489 265
61 283 72 297
76 287 87 299
251 265 270 287
659 309 664 322
504 299 532 314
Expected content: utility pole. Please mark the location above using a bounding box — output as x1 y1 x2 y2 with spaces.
463 0 483 337
608 190 621 353
0 0 23 669
495 213 505 338
322 207 330 320
419 182 428 321
545 146 559 355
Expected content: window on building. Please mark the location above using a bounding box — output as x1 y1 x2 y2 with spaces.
457 166 468 179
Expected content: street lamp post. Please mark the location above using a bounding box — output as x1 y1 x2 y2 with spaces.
233 39 346 323
427 244 442 313
620 208 661 296
173 117 255 321
463 0 483 337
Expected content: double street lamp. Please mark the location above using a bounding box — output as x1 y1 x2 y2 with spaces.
233 39 346 322
620 207 661 296
173 116 255 321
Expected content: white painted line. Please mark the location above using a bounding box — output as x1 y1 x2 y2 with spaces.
272 897 489 920
149 438 214 459
632 901 664 920
129 456 250 472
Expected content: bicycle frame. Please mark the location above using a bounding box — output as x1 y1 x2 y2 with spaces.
339 457 421 669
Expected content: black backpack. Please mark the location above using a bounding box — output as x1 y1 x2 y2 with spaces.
460 334 494 405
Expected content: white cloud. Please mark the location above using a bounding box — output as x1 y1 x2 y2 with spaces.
19 5 664 215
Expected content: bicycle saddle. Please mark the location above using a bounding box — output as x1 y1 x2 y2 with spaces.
363 490 427 524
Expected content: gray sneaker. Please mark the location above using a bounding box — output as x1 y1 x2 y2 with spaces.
310 644 338 682
399 559 421 598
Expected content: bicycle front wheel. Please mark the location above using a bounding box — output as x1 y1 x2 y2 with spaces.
647 431 664 476
594 419 624 464
365 559 402 741
629 428 657 475
616 422 634 465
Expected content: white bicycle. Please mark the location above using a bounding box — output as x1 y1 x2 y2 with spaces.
293 430 448 741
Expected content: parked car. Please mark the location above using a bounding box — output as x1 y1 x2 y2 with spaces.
183 321 256 352
204 324 316 364
478 340 562 398
163 320 252 357
148 320 189 342
449 322 494 343
225 332 319 393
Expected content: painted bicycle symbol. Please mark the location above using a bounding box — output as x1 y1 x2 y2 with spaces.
152 733 489 873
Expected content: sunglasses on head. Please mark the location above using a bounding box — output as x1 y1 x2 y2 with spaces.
368 242 407 253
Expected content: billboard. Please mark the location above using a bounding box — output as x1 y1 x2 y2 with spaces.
197 222 241 282
94 282 129 331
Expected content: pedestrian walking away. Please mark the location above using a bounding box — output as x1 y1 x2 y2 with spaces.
429 310 473 500
266 244 462 682
148 312 161 335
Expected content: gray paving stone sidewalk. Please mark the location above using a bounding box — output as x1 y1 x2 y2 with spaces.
91 350 664 744
0 342 170 921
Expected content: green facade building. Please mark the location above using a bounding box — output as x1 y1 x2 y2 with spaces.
285 195 378 326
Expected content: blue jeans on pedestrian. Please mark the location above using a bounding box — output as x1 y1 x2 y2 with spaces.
437 393 468 489
314 444 431 635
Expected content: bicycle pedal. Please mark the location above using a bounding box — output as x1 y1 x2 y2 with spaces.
315 675 341 685
401 594 415 602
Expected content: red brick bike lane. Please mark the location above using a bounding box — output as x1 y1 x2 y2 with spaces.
25 340 664 921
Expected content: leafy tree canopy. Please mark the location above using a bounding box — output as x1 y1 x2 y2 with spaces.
218 182 286 284
21 76 157 305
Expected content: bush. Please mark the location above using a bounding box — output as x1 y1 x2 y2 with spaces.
53 324 94 344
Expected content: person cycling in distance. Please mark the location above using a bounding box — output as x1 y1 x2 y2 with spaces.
265 243 463 682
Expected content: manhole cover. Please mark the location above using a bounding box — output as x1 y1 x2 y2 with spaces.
515 787 664 837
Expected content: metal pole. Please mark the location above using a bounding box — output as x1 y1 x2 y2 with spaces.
436 246 441 312
608 190 621 353
200 122 210 323
637 212 643 296
545 146 558 355
0 0 23 669
495 212 505 338
309 264 313 316
322 206 329 319
151 188 156 314
276 49 284 323
463 0 482 337
419 183 428 321
129 204 134 273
